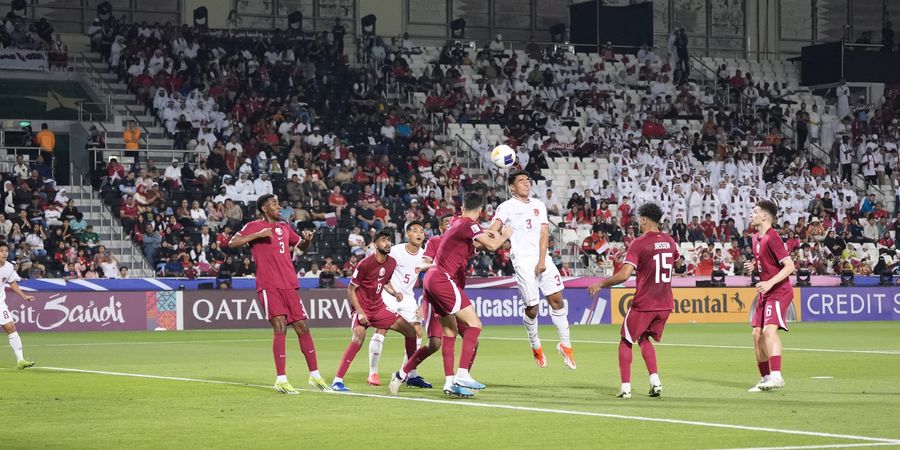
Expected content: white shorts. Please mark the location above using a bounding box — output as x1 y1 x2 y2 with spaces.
0 301 11 326
513 258 564 307
382 291 420 323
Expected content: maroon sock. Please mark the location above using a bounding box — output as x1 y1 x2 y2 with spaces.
441 335 456 376
467 344 478 370
769 355 782 372
335 341 363 378
638 338 658 374
273 332 287 376
402 346 431 374
757 360 770 377
404 336 418 361
618 339 633 383
460 328 481 371
297 331 318 372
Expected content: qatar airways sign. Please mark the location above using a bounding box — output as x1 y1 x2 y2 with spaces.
802 288 900 321
5 292 146 331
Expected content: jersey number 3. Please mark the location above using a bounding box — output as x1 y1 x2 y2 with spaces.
653 252 674 283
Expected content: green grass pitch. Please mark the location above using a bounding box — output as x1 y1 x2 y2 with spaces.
2 322 899 449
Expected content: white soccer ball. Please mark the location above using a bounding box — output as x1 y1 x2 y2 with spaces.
491 144 517 168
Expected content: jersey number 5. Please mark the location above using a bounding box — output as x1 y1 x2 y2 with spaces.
653 252 673 283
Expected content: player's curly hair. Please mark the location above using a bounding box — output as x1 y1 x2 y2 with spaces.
638 202 663 224
757 200 779 220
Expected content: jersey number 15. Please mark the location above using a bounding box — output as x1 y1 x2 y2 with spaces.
653 252 674 283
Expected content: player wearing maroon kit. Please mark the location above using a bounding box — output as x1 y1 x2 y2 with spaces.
589 203 678 398
390 193 512 398
330 231 420 392
745 200 795 392
228 194 331 394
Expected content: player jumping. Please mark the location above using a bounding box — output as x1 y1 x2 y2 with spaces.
390 193 512 397
489 171 574 369
588 203 678 398
331 231 421 392
745 200 795 392
0 241 36 370
366 221 432 388
228 194 331 394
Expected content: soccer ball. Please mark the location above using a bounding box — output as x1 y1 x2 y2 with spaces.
491 144 517 168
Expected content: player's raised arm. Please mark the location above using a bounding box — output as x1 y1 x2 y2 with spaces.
293 228 315 252
10 281 35 302
587 263 634 296
228 225 272 248
474 225 512 251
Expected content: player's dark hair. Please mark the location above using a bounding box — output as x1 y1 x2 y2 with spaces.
463 192 483 211
0 241 7 249
757 200 778 221
406 220 424 231
637 202 664 224
256 194 277 213
375 230 393 243
439 213 454 223
507 170 529 186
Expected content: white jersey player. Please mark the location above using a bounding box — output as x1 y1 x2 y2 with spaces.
366 221 426 387
489 171 575 369
0 242 37 369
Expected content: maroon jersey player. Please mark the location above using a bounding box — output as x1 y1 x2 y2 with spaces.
390 192 511 398
589 202 678 399
745 200 795 392
330 231 420 392
228 194 331 394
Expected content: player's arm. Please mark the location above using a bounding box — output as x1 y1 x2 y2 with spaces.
587 263 634 296
417 256 434 273
535 223 549 275
347 283 368 325
227 226 272 248
757 256 795 294
10 282 35 302
474 225 512 251
294 228 314 252
383 282 403 301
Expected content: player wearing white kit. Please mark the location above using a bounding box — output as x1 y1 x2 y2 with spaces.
366 221 432 388
0 241 37 369
489 171 575 369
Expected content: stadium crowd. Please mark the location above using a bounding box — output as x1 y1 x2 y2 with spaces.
74 17 900 280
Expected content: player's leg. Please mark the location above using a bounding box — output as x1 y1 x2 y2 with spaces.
617 337 633 399
451 305 485 390
436 314 474 397
387 316 420 361
639 311 668 397
760 323 785 389
367 328 388 386
3 320 33 370
517 266 546 367
749 326 770 392
617 309 648 398
290 319 330 391
332 322 368 392
545 276 575 369
393 297 441 389
269 315 297 394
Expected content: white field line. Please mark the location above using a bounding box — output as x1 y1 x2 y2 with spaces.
718 443 900 450
28 366 900 446
480 337 900 356
26 338 347 347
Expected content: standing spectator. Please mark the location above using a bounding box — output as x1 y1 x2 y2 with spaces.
332 18 346 54
675 28 689 72
35 123 55 161
123 120 142 162
164 159 182 190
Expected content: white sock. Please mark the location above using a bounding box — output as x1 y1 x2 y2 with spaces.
309 370 320 379
770 370 782 379
456 368 470 379
550 306 571 347
444 375 454 389
523 314 541 349
8 332 23 362
649 373 660 387
332 376 343 384
368 333 384 375
397 368 407 379
621 382 632 393
276 375 288 384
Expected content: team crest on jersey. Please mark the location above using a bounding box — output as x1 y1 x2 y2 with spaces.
470 224 480 234
378 267 385 278
275 227 284 236
533 209 539 216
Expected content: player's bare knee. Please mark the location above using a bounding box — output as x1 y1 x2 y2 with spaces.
3 323 16 334
351 327 367 344
751 327 762 340
428 337 442 352
524 305 538 319
547 293 564 309
292 320 309 335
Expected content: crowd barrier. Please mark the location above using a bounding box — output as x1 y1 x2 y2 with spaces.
4 281 898 332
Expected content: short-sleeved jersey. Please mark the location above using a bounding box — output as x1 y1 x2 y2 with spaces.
423 236 441 261
237 219 301 291
0 261 21 305
435 216 483 277
387 243 424 297
624 231 679 311
351 254 398 317
491 197 549 260
752 227 793 299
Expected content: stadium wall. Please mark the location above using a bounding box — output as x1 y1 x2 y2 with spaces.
5 285 898 332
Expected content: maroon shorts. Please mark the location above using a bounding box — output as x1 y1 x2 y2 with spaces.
352 307 400 330
259 288 307 324
423 270 472 317
751 293 792 331
423 301 472 338
621 309 670 344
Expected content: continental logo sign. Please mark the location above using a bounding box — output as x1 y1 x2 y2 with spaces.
611 288 802 324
